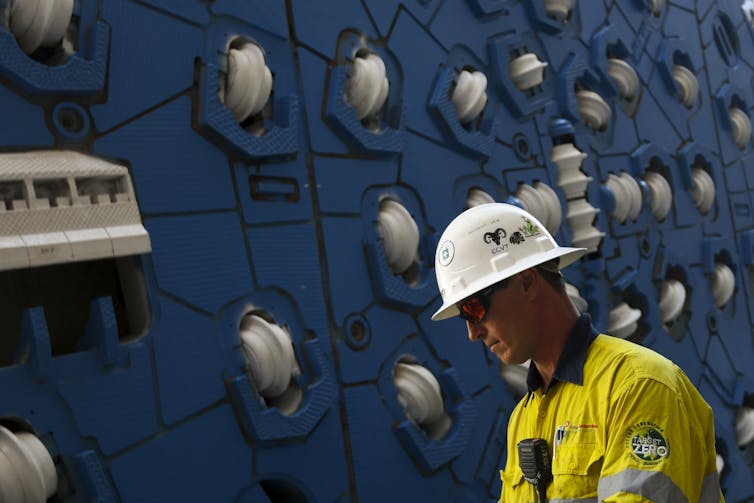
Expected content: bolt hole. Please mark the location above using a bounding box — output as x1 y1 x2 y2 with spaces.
517 139 529 155
513 133 530 160
53 103 91 139
344 315 371 350
350 321 366 342
58 107 84 133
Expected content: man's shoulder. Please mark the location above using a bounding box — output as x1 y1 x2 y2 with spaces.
587 334 680 387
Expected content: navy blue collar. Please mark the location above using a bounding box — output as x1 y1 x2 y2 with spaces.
526 314 598 393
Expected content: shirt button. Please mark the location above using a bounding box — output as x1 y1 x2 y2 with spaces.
538 411 545 418
569 461 577 470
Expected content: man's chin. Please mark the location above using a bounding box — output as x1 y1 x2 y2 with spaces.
501 353 527 366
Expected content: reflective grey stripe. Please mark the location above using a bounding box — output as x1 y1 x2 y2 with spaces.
698 472 721 502
598 469 688 503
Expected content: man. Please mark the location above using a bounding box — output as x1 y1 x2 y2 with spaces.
431 203 723 502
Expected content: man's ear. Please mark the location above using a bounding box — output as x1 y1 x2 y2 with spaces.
520 268 537 297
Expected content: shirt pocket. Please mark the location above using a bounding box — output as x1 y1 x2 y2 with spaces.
551 442 602 497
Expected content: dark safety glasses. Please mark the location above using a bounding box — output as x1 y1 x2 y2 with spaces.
456 278 510 324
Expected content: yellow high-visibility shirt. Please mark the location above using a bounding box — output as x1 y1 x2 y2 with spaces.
499 317 723 502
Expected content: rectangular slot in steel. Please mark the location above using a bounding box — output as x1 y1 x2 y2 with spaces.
249 175 300 202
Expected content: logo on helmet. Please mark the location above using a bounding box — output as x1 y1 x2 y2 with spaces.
483 228 507 245
520 217 540 237
438 241 455 266
509 231 525 245
483 228 509 255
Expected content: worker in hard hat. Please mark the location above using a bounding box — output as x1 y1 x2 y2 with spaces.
432 203 723 502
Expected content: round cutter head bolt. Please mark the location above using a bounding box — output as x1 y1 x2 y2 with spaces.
452 70 488 125
394 362 452 440
346 53 390 121
377 199 420 275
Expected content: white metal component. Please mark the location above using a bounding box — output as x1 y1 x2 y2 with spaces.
607 59 639 100
551 143 591 199
544 0 575 21
515 183 546 224
605 173 629 223
716 454 724 475
659 279 686 324
534 182 562 234
267 385 303 416
500 361 530 397
0 426 57 503
377 199 420 275
565 282 588 313
239 314 302 415
605 172 642 223
508 53 548 91
736 407 754 447
622 173 642 221
221 42 273 124
394 362 452 439
691 168 715 214
649 0 665 15
672 65 698 108
452 70 488 124
551 142 602 252
644 171 672 221
346 53 389 121
515 183 562 234
466 188 495 208
730 107 752 149
608 302 641 339
8 0 73 55
0 151 151 271
711 263 735 308
577 90 611 130
565 198 604 252
744 0 754 26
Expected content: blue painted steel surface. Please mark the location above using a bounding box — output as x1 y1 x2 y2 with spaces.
0 1 753 501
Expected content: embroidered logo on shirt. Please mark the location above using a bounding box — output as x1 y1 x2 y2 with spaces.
626 422 669 465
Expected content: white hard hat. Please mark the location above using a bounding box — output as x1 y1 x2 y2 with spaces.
432 203 587 321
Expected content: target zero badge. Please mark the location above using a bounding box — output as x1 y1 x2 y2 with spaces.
625 422 670 466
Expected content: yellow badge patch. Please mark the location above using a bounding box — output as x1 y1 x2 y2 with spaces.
625 422 669 465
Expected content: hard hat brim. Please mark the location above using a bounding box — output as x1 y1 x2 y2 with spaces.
431 245 587 321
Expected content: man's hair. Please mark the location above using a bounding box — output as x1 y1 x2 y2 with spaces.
535 259 566 292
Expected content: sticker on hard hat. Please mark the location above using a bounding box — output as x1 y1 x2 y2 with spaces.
483 228 510 255
625 422 669 465
509 231 525 245
438 241 455 266
519 217 541 237
483 228 507 245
